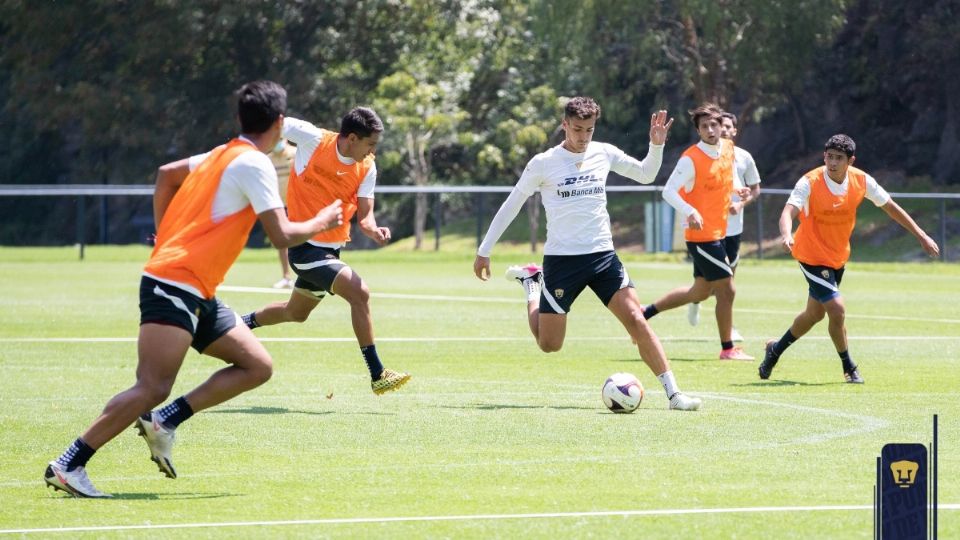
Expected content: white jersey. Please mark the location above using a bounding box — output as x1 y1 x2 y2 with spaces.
726 145 762 236
478 141 663 256
186 136 285 221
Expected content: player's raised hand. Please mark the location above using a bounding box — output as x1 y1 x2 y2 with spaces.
473 255 491 281
649 110 674 146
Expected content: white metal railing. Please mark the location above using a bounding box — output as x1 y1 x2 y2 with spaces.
0 184 956 261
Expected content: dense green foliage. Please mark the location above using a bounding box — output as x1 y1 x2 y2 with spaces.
1 1 957 246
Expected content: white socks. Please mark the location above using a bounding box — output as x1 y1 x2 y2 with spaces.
524 278 541 303
657 370 679 398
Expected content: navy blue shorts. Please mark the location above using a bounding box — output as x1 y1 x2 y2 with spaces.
539 251 633 315
687 240 734 281
139 276 238 353
288 243 350 298
799 262 845 303
722 234 742 268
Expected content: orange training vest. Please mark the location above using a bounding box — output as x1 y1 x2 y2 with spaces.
792 166 868 268
287 130 375 244
144 139 259 299
679 141 735 242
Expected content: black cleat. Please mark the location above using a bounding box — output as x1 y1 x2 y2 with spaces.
758 339 779 380
844 368 864 384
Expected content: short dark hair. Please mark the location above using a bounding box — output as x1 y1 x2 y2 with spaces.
237 80 286 134
564 96 601 120
340 107 384 138
688 102 722 129
720 111 738 127
825 134 856 157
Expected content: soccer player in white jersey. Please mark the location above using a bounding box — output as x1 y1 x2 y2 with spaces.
685 111 762 341
473 96 701 411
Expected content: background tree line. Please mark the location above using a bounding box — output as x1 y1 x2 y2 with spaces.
1 0 956 247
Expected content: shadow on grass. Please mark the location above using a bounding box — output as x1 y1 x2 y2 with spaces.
441 404 595 411
207 406 332 416
110 492 240 501
732 379 834 387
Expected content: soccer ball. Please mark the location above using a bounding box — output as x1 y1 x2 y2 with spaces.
601 372 644 413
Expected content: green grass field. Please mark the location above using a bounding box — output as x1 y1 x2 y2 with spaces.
0 246 957 538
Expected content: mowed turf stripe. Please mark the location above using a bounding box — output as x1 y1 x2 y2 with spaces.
218 285 960 324
3 505 959 534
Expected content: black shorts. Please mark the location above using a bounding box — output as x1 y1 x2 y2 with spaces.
139 276 238 353
687 240 734 282
799 262 845 303
722 234 742 268
539 251 633 315
288 243 350 298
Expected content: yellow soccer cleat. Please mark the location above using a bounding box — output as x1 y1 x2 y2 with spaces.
371 368 411 395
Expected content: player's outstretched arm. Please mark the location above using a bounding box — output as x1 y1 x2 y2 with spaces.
779 204 800 252
153 158 191 229
259 199 343 249
881 199 940 258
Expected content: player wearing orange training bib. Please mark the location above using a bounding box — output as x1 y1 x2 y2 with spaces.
759 134 940 383
241 108 411 396
642 103 752 361
44 81 343 498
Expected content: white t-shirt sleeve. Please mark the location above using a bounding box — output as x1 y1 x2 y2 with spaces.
786 176 811 215
865 174 891 206
283 117 326 176
608 143 663 185
357 162 377 199
212 151 284 220
661 156 696 217
188 152 211 171
477 158 540 256
742 150 761 186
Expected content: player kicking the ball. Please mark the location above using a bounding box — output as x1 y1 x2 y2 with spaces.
473 96 701 411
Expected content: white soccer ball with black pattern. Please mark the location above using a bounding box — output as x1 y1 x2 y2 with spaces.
601 372 643 413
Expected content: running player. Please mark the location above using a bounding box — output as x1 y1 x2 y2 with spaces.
44 80 343 497
642 104 753 360
685 111 762 341
759 134 940 382
473 96 701 411
241 108 410 395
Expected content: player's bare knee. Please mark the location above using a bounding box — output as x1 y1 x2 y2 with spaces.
248 357 274 385
138 381 173 407
287 309 310 323
538 339 563 353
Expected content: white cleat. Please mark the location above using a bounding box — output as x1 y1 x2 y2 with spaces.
687 303 700 326
44 461 112 498
730 327 744 342
272 277 294 289
135 412 177 479
669 392 702 411
504 263 542 283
